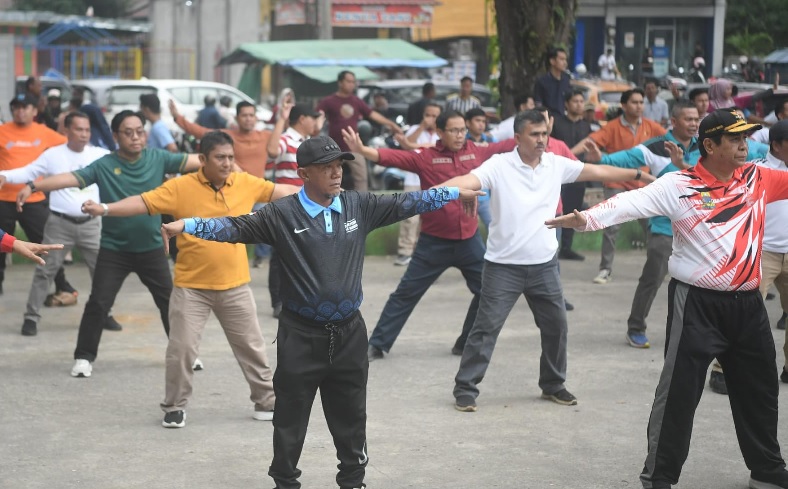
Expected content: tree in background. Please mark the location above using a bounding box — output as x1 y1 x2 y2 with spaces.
12 0 132 18
725 0 788 56
492 0 578 119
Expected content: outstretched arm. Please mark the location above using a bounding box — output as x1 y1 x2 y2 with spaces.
17 173 80 211
575 163 655 184
270 183 301 201
0 230 64 266
81 196 148 217
341 127 380 162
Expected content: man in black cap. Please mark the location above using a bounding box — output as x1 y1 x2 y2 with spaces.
548 109 788 489
161 135 483 489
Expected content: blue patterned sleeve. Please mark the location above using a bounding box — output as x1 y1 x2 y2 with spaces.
362 186 460 231
182 217 242 242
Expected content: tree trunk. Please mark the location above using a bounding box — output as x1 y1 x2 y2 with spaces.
494 0 577 119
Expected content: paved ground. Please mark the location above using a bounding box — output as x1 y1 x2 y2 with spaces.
1 251 787 489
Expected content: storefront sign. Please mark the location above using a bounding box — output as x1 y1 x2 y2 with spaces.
275 0 307 26
652 46 670 77
332 5 433 28
624 32 635 48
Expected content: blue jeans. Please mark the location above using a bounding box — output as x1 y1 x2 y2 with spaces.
252 203 271 258
368 231 485 352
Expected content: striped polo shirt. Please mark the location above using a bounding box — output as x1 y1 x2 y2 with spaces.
274 127 307 186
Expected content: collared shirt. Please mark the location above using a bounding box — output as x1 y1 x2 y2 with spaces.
590 115 666 190
753 152 788 253
473 149 584 265
274 127 307 185
141 168 274 290
599 133 768 237
534 71 572 115
644 97 669 126
1 144 106 217
297 187 342 233
377 139 517 240
73 148 188 252
147 119 175 150
551 115 592 150
582 161 788 291
182 187 459 323
445 94 481 115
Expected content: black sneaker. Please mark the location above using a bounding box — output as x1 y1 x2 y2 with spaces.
162 410 186 428
777 312 787 331
750 469 788 488
57 280 78 296
541 388 578 406
709 371 728 395
104 315 122 331
781 367 788 384
454 395 477 412
367 345 384 362
21 319 37 336
558 249 585 261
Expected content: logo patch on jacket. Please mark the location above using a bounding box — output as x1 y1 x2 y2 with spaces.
344 219 358 233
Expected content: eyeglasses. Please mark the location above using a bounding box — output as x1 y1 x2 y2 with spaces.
120 129 146 139
444 128 468 136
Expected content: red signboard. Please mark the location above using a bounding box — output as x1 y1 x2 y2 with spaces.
331 5 433 28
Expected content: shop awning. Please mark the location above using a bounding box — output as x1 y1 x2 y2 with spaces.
764 48 788 64
217 39 447 69
290 65 379 83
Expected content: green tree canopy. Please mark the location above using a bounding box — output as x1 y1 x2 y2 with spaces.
726 0 788 55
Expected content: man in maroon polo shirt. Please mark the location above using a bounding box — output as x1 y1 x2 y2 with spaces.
342 110 516 360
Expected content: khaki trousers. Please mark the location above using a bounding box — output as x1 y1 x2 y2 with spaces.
161 284 275 412
396 184 421 256
759 251 788 365
349 152 368 192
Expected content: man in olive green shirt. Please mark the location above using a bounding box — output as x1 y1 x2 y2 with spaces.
19 110 201 378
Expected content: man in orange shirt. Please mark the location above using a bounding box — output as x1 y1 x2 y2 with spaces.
0 94 73 296
572 88 666 284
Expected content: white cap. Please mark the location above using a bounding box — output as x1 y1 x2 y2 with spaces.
47 88 61 98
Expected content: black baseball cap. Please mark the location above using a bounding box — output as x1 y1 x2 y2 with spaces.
289 104 321 125
770 119 788 144
698 109 761 142
10 93 37 107
296 135 354 167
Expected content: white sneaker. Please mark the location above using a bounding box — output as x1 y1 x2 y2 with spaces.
253 405 274 421
71 359 92 378
593 269 612 284
192 358 204 371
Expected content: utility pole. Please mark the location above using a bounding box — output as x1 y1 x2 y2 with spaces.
318 0 332 40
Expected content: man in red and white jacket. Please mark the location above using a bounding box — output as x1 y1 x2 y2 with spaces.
548 110 788 489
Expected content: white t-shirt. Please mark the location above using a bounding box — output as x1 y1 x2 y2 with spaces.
490 116 515 141
1 144 105 217
402 126 439 187
750 126 770 145
471 149 584 265
754 152 788 253
598 54 617 80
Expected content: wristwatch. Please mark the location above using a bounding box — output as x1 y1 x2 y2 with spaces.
634 168 642 181
101 203 109 216
26 181 36 192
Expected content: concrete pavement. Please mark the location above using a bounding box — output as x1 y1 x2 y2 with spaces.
1 251 786 489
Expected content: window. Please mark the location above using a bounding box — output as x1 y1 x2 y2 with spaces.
108 86 156 105
168 87 190 103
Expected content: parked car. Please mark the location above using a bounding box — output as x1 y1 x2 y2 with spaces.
570 79 635 122
356 79 499 121
71 78 272 135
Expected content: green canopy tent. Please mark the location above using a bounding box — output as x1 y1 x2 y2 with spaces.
218 39 447 102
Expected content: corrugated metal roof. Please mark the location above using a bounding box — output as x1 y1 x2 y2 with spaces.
0 11 151 32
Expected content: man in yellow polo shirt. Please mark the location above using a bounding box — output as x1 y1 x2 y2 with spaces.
81 131 300 428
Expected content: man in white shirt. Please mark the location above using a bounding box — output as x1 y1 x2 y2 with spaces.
0 112 118 336
754 119 788 374
644 79 669 127
392 103 442 266
751 99 788 145
547 109 788 489
598 48 619 80
489 93 535 141
439 110 651 412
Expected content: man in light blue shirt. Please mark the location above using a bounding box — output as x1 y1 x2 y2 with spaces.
140 94 177 152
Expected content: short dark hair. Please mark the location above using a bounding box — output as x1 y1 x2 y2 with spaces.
460 76 473 84
698 134 722 157
111 110 145 133
139 93 161 114
436 110 465 131
775 99 788 118
688 87 709 101
546 46 567 68
621 88 645 104
219 95 232 107
203 95 216 106
465 107 486 121
513 109 546 135
236 101 255 114
423 102 442 115
200 131 234 156
422 82 435 96
337 70 354 82
64 111 89 128
24 76 37 90
643 78 659 88
671 100 698 119
564 88 585 103
513 92 533 111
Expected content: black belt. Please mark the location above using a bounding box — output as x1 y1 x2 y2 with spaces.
51 210 94 225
